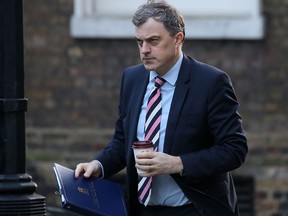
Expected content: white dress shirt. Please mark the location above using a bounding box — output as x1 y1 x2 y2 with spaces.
136 53 189 206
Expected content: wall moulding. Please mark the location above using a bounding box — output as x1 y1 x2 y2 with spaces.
70 0 264 40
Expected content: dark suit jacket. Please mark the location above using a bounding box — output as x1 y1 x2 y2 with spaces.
96 54 248 215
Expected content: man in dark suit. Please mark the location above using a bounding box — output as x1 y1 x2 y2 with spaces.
75 1 248 215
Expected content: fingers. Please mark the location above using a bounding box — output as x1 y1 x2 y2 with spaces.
136 158 152 166
135 152 182 176
83 163 97 178
135 163 156 177
74 160 100 178
135 155 157 177
136 151 154 159
75 163 88 178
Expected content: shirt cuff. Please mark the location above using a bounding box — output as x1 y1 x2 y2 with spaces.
96 160 105 178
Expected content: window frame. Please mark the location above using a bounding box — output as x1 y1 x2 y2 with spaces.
70 0 264 40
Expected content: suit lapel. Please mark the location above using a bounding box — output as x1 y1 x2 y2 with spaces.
164 55 191 153
127 68 149 147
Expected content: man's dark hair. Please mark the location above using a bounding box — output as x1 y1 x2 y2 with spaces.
132 0 185 41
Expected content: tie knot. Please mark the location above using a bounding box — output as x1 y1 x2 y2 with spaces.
154 76 166 88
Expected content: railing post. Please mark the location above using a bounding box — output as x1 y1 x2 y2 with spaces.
0 0 46 215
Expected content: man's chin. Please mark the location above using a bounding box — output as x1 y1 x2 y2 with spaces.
143 63 156 71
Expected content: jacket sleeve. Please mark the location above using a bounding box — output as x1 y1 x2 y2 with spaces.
95 71 127 178
179 72 247 183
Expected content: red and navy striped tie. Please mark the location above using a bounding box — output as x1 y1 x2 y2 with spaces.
138 76 166 206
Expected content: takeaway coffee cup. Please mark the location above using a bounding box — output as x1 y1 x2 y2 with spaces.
132 140 154 174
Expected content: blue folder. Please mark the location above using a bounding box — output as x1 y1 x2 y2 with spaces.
53 163 128 216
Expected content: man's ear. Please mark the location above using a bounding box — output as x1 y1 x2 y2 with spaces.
175 32 184 46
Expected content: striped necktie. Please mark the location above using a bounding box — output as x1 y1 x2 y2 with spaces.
138 76 166 206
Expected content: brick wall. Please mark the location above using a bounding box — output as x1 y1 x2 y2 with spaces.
23 0 288 215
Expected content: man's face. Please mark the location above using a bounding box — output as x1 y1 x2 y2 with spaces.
135 18 183 75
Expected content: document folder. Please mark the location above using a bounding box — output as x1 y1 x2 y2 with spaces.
53 163 127 216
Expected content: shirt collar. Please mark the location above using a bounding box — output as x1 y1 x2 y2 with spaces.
149 52 183 86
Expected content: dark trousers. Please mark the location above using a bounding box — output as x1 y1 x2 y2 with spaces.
137 203 201 216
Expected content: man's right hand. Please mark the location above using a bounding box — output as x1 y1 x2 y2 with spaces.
74 160 102 178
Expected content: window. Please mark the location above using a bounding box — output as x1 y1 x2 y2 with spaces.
71 0 264 39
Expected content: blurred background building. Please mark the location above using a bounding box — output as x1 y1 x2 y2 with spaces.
23 0 288 215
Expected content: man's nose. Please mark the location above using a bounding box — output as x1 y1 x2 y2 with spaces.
141 42 151 54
